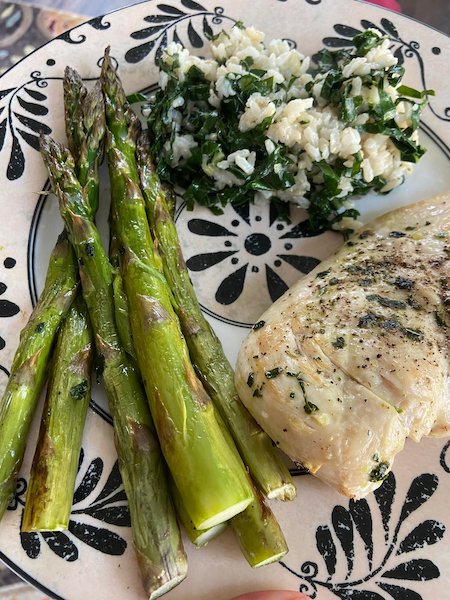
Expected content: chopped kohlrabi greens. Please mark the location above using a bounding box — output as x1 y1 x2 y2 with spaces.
146 25 432 233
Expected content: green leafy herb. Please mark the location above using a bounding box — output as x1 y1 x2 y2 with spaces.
252 387 263 398
404 327 424 341
126 92 148 104
70 380 89 401
340 95 363 122
265 367 284 379
392 276 414 290
353 30 383 57
332 336 345 349
407 296 421 310
304 401 319 415
358 313 380 328
396 85 435 99
369 461 390 482
314 48 351 73
435 312 446 328
366 294 407 309
35 322 45 334
316 268 331 279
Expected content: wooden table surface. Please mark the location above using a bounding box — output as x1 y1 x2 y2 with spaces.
22 0 450 34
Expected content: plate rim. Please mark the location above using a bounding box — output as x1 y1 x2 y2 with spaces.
1 1 449 598
0 0 449 85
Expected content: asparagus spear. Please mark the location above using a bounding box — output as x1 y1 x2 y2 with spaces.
63 66 86 163
22 298 93 531
0 231 78 520
212 406 289 567
40 135 187 598
22 74 105 532
64 67 104 213
101 51 252 530
111 197 289 567
230 484 288 567
137 133 296 501
111 211 227 549
137 133 290 565
109 222 136 361
170 479 227 547
0 72 106 523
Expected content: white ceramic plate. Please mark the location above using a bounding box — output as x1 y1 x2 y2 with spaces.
0 1 449 599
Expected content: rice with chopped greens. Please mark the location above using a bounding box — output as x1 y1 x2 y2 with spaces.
147 24 431 232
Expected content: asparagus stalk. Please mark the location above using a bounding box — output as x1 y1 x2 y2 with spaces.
230 484 288 567
111 212 227 548
111 198 288 567
170 479 227 547
63 66 86 163
137 133 290 565
40 135 187 598
109 223 136 361
0 72 104 524
137 133 296 501
101 51 252 530
212 406 289 567
0 231 78 520
22 74 105 532
22 298 93 531
64 67 104 213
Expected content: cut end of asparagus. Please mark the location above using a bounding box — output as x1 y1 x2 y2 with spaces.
135 545 187 600
266 482 297 502
170 475 227 547
191 522 227 548
230 485 289 569
148 573 187 600
197 498 251 531
251 549 289 568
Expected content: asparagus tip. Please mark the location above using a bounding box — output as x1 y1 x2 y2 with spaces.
63 65 84 87
100 46 113 79
40 135 75 171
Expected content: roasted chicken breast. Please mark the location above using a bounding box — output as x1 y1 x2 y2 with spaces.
235 194 450 498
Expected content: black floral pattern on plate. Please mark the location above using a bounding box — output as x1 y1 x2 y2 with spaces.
0 71 52 180
0 67 103 180
9 448 129 561
0 259 19 352
440 440 450 474
0 256 19 377
318 17 450 122
280 471 445 599
184 202 321 307
88 15 112 31
57 28 86 45
125 0 235 64
124 0 321 65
